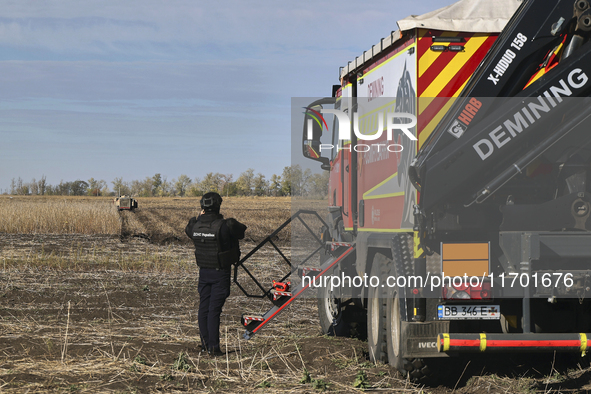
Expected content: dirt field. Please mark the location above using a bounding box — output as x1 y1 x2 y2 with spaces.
1 196 591 393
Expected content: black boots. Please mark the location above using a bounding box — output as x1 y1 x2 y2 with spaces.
207 347 224 357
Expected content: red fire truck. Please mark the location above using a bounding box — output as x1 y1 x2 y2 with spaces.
239 0 591 381
299 0 591 380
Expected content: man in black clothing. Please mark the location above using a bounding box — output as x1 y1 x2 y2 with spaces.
185 192 246 356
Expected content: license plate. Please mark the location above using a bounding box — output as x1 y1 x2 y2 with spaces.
438 305 500 320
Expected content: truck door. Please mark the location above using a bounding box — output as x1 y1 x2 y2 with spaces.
329 93 343 208
339 84 354 231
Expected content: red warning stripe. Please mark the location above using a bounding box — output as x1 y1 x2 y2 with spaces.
417 98 451 132
434 35 497 98
448 339 582 348
416 35 495 133
416 29 433 60
486 339 582 348
417 33 475 97
448 339 481 347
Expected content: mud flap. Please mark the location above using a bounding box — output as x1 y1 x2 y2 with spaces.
401 320 451 358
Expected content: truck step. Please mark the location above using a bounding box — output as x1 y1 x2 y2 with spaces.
270 289 292 300
329 242 353 250
241 314 264 327
298 267 323 278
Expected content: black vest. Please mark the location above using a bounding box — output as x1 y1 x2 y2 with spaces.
190 215 240 270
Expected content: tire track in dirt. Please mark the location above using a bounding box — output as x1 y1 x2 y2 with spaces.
134 209 162 241
149 208 180 233
120 209 155 242
149 208 186 243
120 208 189 244
119 210 146 239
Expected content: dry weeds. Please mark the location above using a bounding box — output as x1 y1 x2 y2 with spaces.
0 196 120 235
138 196 293 244
0 257 412 393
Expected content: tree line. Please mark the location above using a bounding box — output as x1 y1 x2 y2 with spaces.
6 165 329 198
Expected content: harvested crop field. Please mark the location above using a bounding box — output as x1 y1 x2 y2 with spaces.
1 196 591 393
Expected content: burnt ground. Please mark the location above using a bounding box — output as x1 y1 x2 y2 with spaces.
1 203 591 392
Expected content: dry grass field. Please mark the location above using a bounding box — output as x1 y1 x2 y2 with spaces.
120 196 294 245
0 197 120 235
1 196 590 393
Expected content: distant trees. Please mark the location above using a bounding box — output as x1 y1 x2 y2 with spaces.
87 178 108 196
38 176 47 196
280 166 292 196
112 177 131 196
198 172 224 195
269 174 281 196
5 165 330 198
281 165 329 197
10 176 47 195
15 177 28 195
253 173 267 196
235 168 254 196
308 172 330 197
44 180 89 196
173 175 192 197
69 180 89 196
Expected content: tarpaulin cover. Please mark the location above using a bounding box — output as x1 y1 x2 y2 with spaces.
397 0 523 33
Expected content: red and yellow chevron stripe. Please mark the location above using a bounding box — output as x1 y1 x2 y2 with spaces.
524 35 567 89
416 29 498 148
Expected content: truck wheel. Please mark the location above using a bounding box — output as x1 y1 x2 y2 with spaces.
386 234 431 380
317 285 350 336
367 252 389 363
317 278 367 338
386 295 431 380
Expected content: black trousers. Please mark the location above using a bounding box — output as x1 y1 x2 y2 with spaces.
197 267 231 350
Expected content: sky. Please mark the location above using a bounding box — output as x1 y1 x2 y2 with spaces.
0 0 455 192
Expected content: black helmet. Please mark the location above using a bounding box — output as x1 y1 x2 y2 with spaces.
200 192 223 213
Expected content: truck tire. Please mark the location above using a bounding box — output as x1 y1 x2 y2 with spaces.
386 234 431 380
317 285 350 336
367 252 390 363
386 296 431 379
317 273 367 339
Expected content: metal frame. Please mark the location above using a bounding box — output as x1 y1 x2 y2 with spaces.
233 209 328 300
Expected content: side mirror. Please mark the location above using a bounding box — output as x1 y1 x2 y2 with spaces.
302 99 335 171
303 140 330 167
